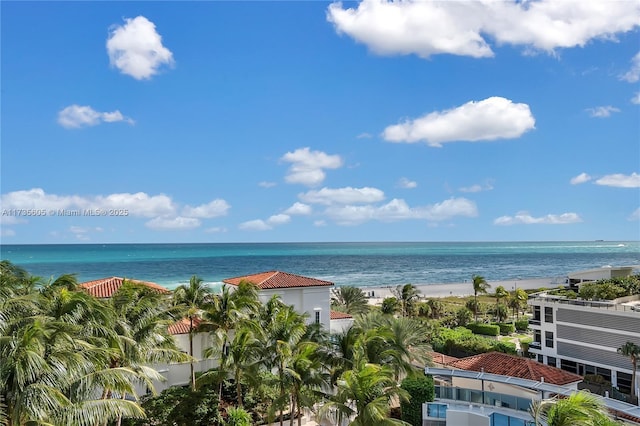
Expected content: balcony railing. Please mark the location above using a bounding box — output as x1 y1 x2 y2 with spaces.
528 294 640 312
434 386 533 412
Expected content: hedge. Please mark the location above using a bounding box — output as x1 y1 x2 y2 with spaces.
515 318 529 331
493 322 515 335
466 323 500 336
400 375 435 426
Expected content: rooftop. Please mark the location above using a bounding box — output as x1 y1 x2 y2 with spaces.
330 310 353 320
79 276 170 298
168 317 202 335
446 351 582 386
223 271 334 290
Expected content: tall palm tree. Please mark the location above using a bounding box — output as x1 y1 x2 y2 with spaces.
287 341 330 426
529 390 620 426
331 286 370 315
172 275 212 390
392 284 421 317
318 356 411 426
494 285 509 322
617 341 640 403
472 275 491 322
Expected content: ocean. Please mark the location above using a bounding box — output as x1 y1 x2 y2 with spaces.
1 241 638 290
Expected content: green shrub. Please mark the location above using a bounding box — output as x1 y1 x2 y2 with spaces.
515 318 529 331
466 322 500 336
400 376 435 426
493 322 515 335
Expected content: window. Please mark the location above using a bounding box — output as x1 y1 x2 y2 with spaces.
617 371 632 394
532 305 541 322
426 403 447 419
315 311 321 324
533 330 541 344
545 331 554 348
544 306 553 323
547 356 557 367
561 359 577 374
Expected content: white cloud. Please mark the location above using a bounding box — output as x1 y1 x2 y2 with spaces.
69 226 103 241
205 227 227 233
325 197 477 225
281 147 343 187
145 216 201 230
0 228 16 237
58 105 134 129
357 132 373 139
383 97 535 147
314 220 327 227
586 106 620 118
300 186 385 205
629 208 640 221
182 199 230 218
594 173 640 188
284 202 312 215
95 192 175 217
494 211 582 225
459 182 494 193
0 216 27 226
570 173 592 185
106 16 174 80
620 51 640 82
631 92 640 105
239 219 272 231
238 213 291 231
397 177 417 189
1 188 84 210
327 0 640 58
259 181 277 188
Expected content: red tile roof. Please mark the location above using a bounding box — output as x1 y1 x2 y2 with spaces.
223 271 334 290
330 310 354 320
79 276 170 298
447 352 582 385
428 351 460 366
168 317 202 335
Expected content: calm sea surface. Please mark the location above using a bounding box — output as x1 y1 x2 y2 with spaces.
1 241 639 290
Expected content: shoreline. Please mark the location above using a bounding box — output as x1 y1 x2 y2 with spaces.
358 277 564 303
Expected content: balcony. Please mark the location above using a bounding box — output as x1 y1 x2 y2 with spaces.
433 386 534 413
528 341 542 351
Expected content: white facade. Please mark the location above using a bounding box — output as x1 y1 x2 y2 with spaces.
528 293 640 397
258 286 331 331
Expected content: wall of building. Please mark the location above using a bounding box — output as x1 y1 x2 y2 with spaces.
330 317 354 334
445 410 490 426
259 286 331 330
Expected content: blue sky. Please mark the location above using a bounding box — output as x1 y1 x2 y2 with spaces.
1 1 639 244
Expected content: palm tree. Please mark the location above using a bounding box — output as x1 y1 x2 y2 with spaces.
392 284 421 317
318 356 411 426
617 341 640 403
172 275 212 390
472 275 491 322
529 390 620 426
287 341 330 426
494 285 509 322
331 286 369 315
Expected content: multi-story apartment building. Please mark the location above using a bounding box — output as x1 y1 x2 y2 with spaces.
528 284 640 398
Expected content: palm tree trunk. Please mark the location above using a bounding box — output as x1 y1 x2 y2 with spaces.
289 392 296 426
474 292 478 322
632 357 638 403
236 370 243 407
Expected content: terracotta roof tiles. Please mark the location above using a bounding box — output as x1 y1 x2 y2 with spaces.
446 351 582 386
168 317 202 335
330 310 354 320
223 271 334 290
79 276 170 298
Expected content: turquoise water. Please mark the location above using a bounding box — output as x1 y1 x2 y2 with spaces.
1 241 638 289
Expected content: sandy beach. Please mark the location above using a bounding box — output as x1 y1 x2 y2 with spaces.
360 276 565 304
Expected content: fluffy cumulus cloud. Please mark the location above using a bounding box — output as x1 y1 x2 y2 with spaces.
327 0 640 58
58 105 134 129
494 211 582 225
594 172 640 188
0 188 230 232
281 147 343 187
239 214 291 231
182 199 230 218
586 106 620 118
383 97 535 146
284 202 312 215
146 216 201 230
397 177 417 189
570 173 592 185
299 186 385 205
324 197 477 225
106 16 174 80
620 51 640 83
